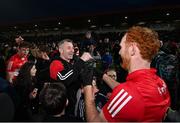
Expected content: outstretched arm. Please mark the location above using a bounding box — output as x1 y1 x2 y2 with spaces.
102 74 119 89
83 85 107 122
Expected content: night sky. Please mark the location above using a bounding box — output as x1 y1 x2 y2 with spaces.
0 0 180 24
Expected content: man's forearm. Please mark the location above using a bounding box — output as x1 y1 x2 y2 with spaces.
84 85 103 122
102 74 119 89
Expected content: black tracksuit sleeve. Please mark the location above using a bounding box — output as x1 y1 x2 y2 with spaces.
50 58 85 87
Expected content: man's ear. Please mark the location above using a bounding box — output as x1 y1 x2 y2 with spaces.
129 43 136 56
131 47 135 56
59 47 63 54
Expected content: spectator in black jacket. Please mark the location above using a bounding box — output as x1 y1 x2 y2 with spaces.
13 62 38 121
49 39 92 115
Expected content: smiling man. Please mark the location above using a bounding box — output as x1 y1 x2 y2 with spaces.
83 26 170 122
49 39 92 115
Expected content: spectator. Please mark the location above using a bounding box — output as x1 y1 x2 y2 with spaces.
89 44 101 60
15 35 24 46
13 62 38 121
0 93 15 121
106 68 117 81
100 67 118 98
39 82 82 122
165 107 180 121
103 38 111 51
0 77 17 109
112 40 121 66
82 26 170 122
75 77 108 121
49 39 92 115
6 35 24 60
151 40 179 110
80 31 96 52
34 45 51 86
101 48 113 71
6 41 30 83
73 43 80 56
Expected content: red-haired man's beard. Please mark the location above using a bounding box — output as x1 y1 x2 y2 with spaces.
120 54 130 71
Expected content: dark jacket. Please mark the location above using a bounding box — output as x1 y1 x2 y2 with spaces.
49 56 85 115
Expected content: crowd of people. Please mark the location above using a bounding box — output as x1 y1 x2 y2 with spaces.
0 26 179 121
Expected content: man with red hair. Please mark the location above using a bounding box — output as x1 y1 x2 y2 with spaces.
82 26 170 122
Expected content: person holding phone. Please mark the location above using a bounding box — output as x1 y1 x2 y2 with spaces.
13 62 38 121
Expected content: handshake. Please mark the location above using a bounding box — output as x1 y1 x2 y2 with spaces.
80 64 104 86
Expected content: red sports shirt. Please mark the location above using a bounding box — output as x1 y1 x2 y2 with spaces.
103 68 170 122
6 54 28 79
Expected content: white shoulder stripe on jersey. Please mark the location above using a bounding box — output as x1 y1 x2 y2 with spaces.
111 95 132 117
107 89 132 117
57 70 73 80
107 89 125 110
109 92 128 113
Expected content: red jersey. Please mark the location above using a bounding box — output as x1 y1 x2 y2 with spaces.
103 68 170 122
6 54 28 79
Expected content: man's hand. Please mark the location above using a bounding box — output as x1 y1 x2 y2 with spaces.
80 52 93 62
81 66 94 86
41 52 50 60
29 88 38 99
